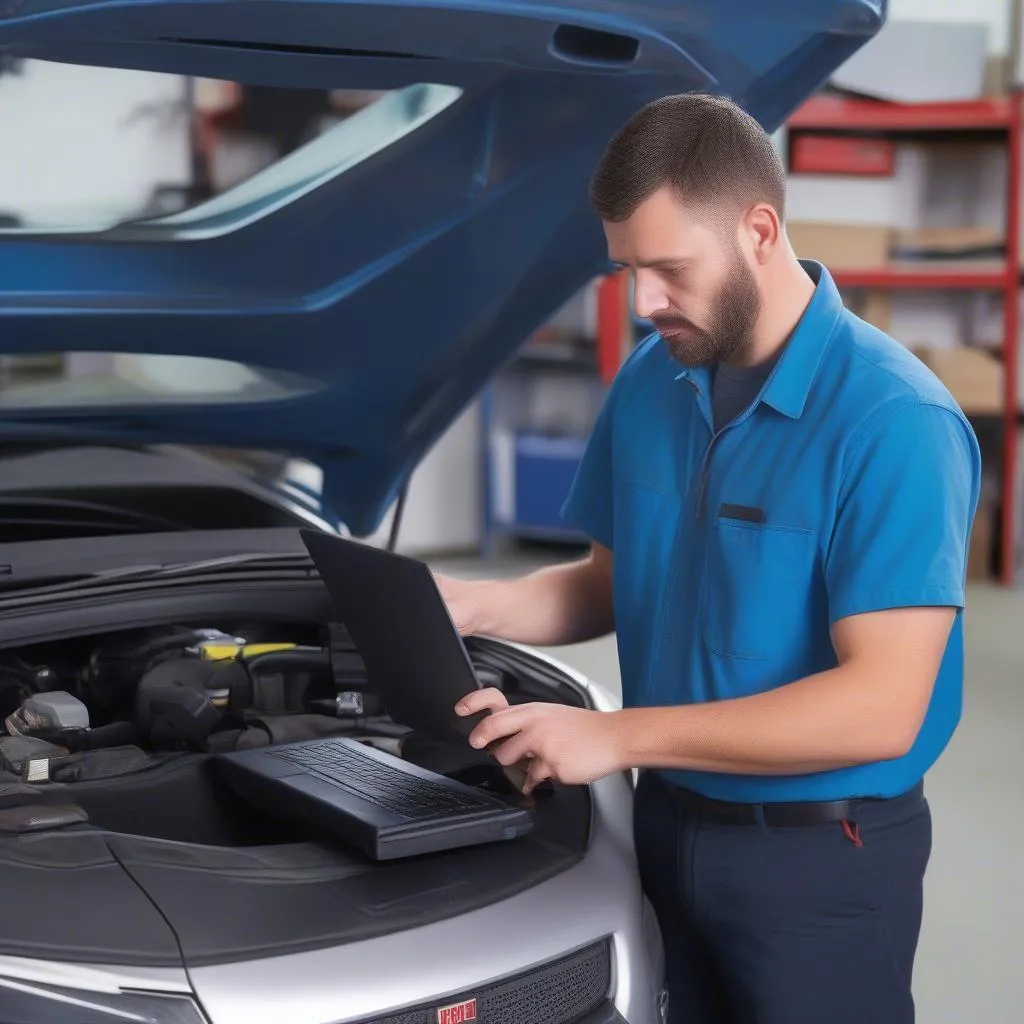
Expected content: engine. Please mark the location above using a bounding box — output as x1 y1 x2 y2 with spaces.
0 623 409 777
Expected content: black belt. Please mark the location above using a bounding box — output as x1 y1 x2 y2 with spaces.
665 783 859 827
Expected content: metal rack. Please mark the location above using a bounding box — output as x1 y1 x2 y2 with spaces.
787 93 1023 584
479 273 631 553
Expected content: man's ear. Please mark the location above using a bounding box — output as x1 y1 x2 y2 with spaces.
741 202 782 265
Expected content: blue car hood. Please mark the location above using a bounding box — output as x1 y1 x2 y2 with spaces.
0 0 882 535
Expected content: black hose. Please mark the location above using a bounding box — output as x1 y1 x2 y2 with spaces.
387 480 410 552
243 648 330 674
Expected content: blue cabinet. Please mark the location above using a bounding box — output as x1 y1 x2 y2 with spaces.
512 433 587 538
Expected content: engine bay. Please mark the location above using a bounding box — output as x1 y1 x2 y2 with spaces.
0 619 587 844
1 621 382 772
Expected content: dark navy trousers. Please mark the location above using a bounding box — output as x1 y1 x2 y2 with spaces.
633 770 932 1024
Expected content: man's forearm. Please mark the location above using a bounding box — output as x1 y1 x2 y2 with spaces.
614 663 923 776
475 557 614 647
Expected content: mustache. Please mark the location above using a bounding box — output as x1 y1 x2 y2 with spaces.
652 313 703 335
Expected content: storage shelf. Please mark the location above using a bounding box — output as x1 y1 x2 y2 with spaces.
832 262 1010 289
789 95 1014 133
786 92 1024 585
481 274 632 556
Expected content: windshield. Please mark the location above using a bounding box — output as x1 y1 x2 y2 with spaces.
0 550 316 595
0 60 461 235
145 82 461 239
0 353 324 409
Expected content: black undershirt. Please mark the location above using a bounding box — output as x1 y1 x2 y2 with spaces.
711 354 780 432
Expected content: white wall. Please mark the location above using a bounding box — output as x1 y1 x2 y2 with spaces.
888 0 1011 55
368 402 483 555
0 59 190 228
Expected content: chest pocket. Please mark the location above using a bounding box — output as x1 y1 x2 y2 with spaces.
701 517 817 661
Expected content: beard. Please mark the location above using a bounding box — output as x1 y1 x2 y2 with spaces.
652 251 762 368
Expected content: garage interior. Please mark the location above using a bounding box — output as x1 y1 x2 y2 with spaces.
1 1 1022 1021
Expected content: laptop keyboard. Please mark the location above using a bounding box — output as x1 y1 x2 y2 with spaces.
272 739 497 820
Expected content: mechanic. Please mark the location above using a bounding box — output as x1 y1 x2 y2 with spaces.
437 93 980 1024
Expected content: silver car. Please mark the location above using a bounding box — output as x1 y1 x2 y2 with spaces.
0 1 879 1022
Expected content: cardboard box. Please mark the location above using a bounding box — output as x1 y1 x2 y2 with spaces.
829 20 989 103
968 495 995 581
892 225 1005 259
913 346 1003 416
844 290 891 333
985 54 1012 96
786 221 891 269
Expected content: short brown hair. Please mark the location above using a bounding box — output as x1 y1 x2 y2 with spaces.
588 92 786 223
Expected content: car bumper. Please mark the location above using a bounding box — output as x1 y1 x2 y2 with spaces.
185 772 660 1024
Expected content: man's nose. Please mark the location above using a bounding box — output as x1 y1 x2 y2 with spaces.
632 271 668 320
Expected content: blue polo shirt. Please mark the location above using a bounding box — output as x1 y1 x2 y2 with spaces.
561 261 981 802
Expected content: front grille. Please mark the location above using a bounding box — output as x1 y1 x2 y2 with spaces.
356 938 612 1024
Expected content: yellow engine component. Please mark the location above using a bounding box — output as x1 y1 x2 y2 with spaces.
198 641 299 662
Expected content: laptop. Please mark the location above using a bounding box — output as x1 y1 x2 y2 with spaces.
215 531 534 860
298 528 489 744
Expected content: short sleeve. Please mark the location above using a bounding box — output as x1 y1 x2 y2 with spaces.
560 384 617 549
825 399 981 623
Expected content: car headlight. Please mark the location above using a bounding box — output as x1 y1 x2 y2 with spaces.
0 974 207 1024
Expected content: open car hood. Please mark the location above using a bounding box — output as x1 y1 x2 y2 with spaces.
0 0 883 535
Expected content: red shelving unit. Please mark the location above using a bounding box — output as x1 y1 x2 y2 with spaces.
787 94 1023 585
596 271 631 385
831 265 1010 290
789 95 1016 133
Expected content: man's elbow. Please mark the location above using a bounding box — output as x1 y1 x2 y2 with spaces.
866 699 930 762
850 728 915 766
872 726 918 762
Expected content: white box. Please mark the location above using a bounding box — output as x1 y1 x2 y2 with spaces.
831 20 989 102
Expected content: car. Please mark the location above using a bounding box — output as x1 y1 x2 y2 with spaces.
0 2 881 1023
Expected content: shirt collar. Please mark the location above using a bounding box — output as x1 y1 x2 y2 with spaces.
674 260 842 420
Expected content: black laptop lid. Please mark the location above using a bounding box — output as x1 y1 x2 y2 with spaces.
300 530 484 741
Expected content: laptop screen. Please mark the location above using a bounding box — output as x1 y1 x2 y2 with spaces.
300 530 485 742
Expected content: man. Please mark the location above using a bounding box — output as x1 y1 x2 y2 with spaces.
438 93 980 1023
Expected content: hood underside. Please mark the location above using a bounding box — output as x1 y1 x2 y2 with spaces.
0 0 883 534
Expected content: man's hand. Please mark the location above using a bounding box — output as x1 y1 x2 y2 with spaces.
456 688 626 794
433 544 615 648
452 686 532 792
433 573 488 635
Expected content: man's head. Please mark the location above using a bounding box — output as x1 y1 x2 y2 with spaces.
590 93 788 367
